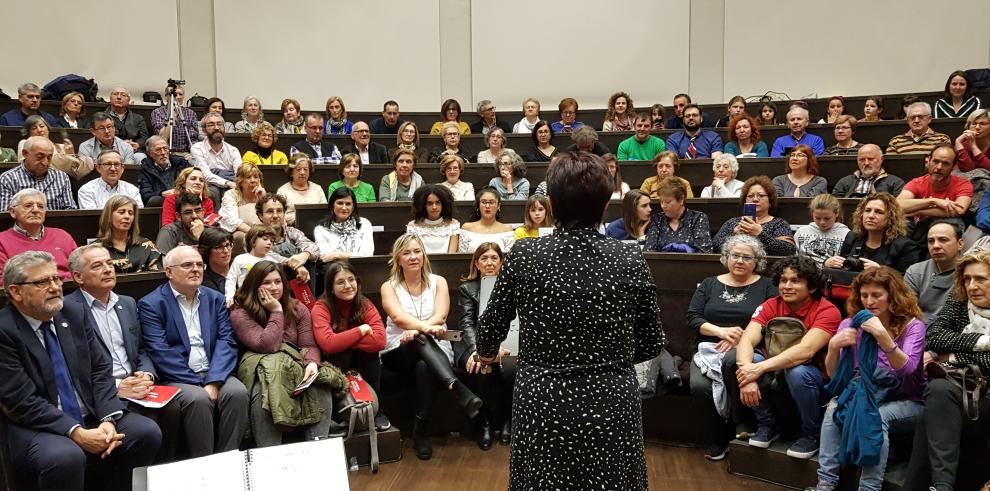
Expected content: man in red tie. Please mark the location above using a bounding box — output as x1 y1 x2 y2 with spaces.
665 104 724 159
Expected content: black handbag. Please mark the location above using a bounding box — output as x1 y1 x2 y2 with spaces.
925 361 987 421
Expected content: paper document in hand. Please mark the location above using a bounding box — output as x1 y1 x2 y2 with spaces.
292 371 319 396
126 385 180 409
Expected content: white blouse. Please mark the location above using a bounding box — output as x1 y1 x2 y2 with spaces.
313 217 375 257
276 181 328 224
406 219 460 254
383 273 454 363
439 180 475 202
457 229 514 254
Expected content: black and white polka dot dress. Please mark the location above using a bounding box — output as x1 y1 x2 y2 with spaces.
478 227 666 490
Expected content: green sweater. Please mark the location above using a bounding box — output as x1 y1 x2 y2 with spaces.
617 135 666 161
327 180 377 203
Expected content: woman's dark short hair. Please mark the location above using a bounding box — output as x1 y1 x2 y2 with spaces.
412 184 454 222
470 186 502 222
547 151 612 229
772 255 825 299
337 153 363 180
323 186 362 228
531 120 553 147
944 70 972 99
740 175 777 211
205 97 227 114
198 227 233 263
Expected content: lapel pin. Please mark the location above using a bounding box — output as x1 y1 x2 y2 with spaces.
61 322 68 328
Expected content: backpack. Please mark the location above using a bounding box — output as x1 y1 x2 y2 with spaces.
187 94 209 110
764 317 807 358
335 370 381 472
966 68 990 91
41 74 98 102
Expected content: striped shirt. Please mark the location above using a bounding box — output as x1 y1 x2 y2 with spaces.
150 105 200 152
933 95 982 119
886 128 951 155
0 164 77 210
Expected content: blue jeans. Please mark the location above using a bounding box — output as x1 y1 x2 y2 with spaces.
751 353 825 437
817 398 922 490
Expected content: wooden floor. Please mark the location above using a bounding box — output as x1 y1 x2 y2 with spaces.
347 437 781 490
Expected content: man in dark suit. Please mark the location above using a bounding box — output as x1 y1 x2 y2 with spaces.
345 121 389 164
63 243 186 460
0 251 161 491
289 113 342 164
138 245 248 457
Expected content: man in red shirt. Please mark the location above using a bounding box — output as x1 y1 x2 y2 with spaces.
723 256 840 460
896 144 972 247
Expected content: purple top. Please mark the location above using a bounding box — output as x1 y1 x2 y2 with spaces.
836 317 926 401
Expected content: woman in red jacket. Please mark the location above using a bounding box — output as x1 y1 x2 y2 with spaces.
312 261 389 430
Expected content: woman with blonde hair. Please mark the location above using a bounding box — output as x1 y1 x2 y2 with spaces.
242 121 288 165
324 96 353 135
56 91 90 129
380 234 483 460
824 192 921 273
276 153 327 225
389 121 430 163
513 98 541 134
794 194 850 267
97 195 160 273
160 167 215 225
438 154 475 201
220 164 266 250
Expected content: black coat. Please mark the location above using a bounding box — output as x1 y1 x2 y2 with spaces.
138 155 192 205
344 142 390 164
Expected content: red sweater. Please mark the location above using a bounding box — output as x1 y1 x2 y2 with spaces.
161 195 216 225
230 302 320 366
956 146 990 172
0 227 77 283
312 298 386 355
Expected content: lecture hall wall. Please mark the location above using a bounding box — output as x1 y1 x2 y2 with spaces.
3 0 988 113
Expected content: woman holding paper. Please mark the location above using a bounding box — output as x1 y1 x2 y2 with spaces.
231 260 337 447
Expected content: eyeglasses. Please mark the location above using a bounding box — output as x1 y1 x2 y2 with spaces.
727 253 756 263
353 129 370 134
444 132 459 138
214 242 233 250
99 162 123 168
172 261 205 271
180 207 204 217
203 122 224 129
745 193 769 200
16 202 46 211
17 275 63 289
561 111 575 116
479 200 498 206
94 125 115 133
908 115 930 121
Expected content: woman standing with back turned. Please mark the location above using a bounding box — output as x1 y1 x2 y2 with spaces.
477 151 665 490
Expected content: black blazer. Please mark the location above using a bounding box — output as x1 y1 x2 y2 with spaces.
344 142 390 164
61 289 157 380
290 139 341 161
138 155 192 204
455 280 482 366
0 305 124 436
469 119 513 135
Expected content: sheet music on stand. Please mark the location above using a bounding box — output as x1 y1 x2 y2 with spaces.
479 276 519 353
145 437 349 491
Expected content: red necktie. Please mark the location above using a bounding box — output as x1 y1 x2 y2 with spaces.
688 137 698 159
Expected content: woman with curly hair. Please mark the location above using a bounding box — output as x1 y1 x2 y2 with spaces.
602 92 636 132
824 192 922 273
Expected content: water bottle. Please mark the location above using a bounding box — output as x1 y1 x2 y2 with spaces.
348 456 359 472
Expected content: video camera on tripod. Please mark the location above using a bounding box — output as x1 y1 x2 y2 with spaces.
165 78 185 94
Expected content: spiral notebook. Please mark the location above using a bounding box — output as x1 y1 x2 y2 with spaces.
146 437 349 491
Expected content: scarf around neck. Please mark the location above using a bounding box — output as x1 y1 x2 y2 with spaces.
280 118 304 133
328 216 359 253
964 301 990 335
327 118 347 132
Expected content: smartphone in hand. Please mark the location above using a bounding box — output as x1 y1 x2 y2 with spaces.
439 330 463 342
743 203 757 219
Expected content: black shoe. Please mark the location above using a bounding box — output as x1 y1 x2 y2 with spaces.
704 443 729 461
374 413 391 431
477 421 493 451
499 420 511 445
412 417 432 460
462 395 483 419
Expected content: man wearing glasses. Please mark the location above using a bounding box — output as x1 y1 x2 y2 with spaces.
79 112 139 164
155 194 206 254
0 250 161 490
76 150 143 209
345 121 389 164
886 102 952 155
0 189 77 283
138 245 248 457
470 100 512 136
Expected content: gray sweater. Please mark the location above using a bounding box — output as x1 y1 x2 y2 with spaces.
794 222 851 267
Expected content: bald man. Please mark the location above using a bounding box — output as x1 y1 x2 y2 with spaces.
830 144 906 198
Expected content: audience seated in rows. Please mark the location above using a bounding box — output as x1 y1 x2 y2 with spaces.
934 70 983 119
328 153 376 203
824 192 922 273
289 113 342 164
406 184 460 253
389 121 431 164
773 145 828 198
700 154 743 198
886 102 951 155
642 177 711 253
80 112 139 165
617 113 667 161
139 135 192 208
794 194 850 268
242 121 287 165
369 100 404 135
17 115 94 181
276 153 328 225
438 154 475 201
666 104 724 159
640 151 694 199
722 114 769 158
151 85 199 154
315 187 375 261
488 150 529 201
430 99 470 135
458 187 514 254
831 144 905 198
0 189 76 282
823 115 862 156
323 96 353 135
77 149 143 210
771 106 825 157
1 135 77 209
713 175 796 256
98 195 160 274
905 220 963 325
688 234 777 460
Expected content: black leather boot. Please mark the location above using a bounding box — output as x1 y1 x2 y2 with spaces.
452 381 483 418
412 416 432 460
477 417 493 451
499 419 512 445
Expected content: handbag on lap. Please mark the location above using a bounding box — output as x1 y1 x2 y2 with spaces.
764 317 807 358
